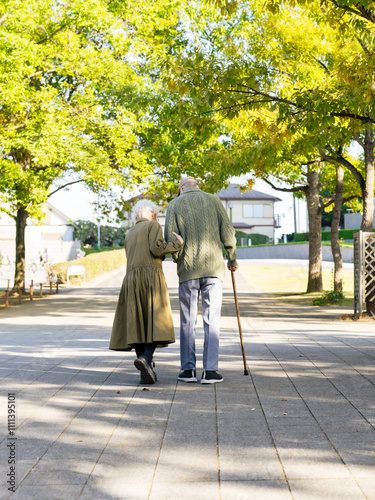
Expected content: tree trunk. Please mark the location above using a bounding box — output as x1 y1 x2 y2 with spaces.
14 206 29 292
306 169 323 293
330 167 344 292
361 127 375 313
361 127 375 232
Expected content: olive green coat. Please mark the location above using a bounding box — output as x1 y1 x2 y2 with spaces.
109 218 182 351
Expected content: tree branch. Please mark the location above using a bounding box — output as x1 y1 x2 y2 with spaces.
37 24 68 44
330 111 373 123
315 58 331 76
326 0 375 24
353 132 365 148
49 179 84 196
355 35 370 55
323 194 359 210
211 86 374 124
0 205 16 220
201 100 274 116
319 150 365 189
217 86 298 108
27 68 57 80
262 176 308 194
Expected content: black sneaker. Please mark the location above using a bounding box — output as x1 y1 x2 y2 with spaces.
178 369 197 382
134 355 157 384
201 370 223 384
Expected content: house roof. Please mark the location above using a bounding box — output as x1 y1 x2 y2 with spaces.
217 184 281 202
232 223 255 229
0 201 77 227
43 202 78 228
45 202 72 222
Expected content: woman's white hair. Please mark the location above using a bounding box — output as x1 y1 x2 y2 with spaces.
132 199 159 220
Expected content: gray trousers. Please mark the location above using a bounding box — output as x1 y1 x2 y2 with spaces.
179 277 223 371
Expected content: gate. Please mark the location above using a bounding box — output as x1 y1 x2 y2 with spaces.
354 231 375 316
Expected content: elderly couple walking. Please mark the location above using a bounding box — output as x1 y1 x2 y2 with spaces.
109 177 238 385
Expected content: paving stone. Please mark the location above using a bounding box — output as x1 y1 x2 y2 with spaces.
219 444 286 481
355 478 375 500
10 484 84 499
277 448 353 480
150 480 220 500
220 480 292 500
288 478 365 499
81 459 155 499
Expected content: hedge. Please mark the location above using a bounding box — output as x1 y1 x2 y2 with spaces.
293 228 373 242
235 231 271 246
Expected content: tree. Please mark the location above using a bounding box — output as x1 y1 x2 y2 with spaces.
0 0 179 290
74 221 98 247
144 0 371 292
261 1 375 232
74 220 126 247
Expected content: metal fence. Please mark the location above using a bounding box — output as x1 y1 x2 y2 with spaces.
354 231 375 316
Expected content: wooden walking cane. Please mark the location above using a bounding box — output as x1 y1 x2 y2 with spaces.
231 271 249 376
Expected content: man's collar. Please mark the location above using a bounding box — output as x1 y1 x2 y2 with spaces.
181 187 200 195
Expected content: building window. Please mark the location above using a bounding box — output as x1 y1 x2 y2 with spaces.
243 204 252 218
254 204 264 218
243 204 264 218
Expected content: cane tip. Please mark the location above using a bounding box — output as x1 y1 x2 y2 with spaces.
244 370 249 376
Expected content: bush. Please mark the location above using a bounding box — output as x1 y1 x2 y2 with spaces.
294 232 309 242
313 290 345 306
74 220 126 248
286 233 294 243
292 228 366 243
234 231 249 246
235 231 271 246
322 229 359 241
338 229 360 240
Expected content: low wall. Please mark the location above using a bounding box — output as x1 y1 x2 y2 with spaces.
237 244 354 263
0 239 81 266
0 264 48 288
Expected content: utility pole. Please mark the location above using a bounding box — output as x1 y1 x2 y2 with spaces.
97 194 101 250
293 195 298 233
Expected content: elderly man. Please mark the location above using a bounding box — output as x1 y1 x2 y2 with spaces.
165 177 238 384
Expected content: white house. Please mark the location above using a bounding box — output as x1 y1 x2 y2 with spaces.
0 201 80 266
217 184 281 240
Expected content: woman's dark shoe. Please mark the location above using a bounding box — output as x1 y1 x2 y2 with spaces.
134 355 157 384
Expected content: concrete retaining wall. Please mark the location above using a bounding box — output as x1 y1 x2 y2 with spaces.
237 243 354 263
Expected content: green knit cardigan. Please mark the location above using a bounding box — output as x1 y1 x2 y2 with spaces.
165 187 238 283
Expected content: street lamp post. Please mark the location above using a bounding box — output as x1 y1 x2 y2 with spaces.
228 202 233 223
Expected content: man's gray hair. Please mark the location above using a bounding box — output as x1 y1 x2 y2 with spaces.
179 176 199 190
132 199 159 220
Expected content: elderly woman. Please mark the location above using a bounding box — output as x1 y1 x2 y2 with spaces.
109 200 183 384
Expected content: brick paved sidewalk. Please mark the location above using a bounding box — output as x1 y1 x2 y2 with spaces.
0 260 374 500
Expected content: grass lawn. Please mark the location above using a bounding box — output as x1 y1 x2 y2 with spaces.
240 263 354 307
53 248 126 284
